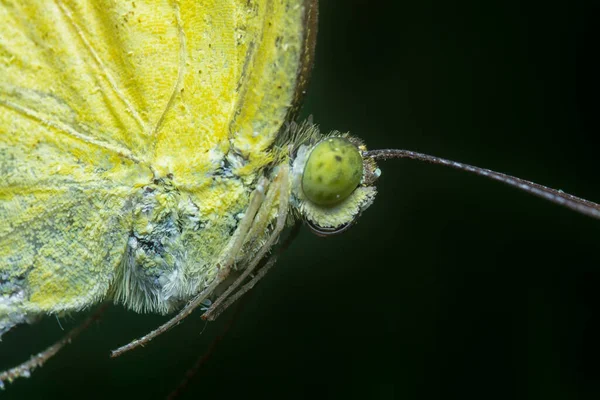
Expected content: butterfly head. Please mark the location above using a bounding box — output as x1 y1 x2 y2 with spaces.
286 123 380 236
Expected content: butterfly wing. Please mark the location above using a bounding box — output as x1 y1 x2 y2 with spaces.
0 1 206 334
0 0 317 335
0 1 163 336
150 0 318 187
215 0 318 174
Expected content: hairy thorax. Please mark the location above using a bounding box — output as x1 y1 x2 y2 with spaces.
113 167 257 314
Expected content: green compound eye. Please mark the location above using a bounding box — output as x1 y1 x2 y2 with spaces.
302 137 364 206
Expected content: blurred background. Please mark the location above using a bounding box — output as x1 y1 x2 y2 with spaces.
2 0 599 398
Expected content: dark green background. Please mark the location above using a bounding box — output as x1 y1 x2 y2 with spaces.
2 0 599 398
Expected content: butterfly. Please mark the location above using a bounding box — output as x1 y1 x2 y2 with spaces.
3 2 600 396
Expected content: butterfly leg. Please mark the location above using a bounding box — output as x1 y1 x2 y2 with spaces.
202 164 290 321
202 250 279 321
111 174 273 357
202 220 300 322
0 305 107 388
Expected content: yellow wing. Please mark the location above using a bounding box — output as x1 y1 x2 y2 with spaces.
152 0 318 185
1 0 316 335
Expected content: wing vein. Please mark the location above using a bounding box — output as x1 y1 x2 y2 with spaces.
152 1 187 158
1 180 121 195
227 0 271 139
55 0 149 134
0 97 142 164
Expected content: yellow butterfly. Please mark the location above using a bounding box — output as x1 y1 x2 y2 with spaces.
1 0 598 392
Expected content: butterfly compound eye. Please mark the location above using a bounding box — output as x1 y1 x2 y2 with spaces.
302 137 364 206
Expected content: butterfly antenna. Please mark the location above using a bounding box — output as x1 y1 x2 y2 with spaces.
364 149 600 221
0 304 107 389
